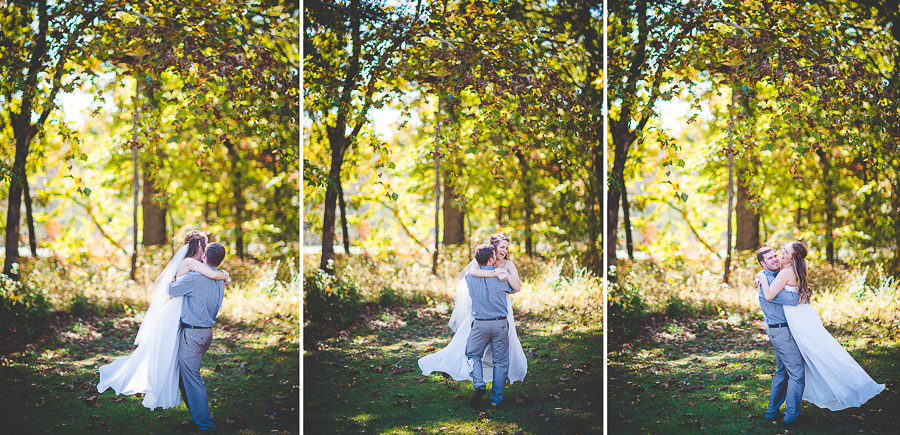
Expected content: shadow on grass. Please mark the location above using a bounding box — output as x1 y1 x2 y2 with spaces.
0 313 299 435
304 305 602 435
608 314 900 434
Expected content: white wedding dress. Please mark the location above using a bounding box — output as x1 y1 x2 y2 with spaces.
782 285 885 411
418 259 527 384
97 246 187 409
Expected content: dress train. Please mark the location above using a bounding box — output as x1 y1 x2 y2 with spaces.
782 287 884 411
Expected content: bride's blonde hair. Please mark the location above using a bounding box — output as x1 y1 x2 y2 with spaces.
786 240 813 303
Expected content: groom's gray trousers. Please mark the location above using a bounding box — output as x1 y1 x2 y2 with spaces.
179 327 215 431
766 325 805 421
465 318 509 404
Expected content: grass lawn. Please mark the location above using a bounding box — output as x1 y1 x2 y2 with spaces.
0 312 299 434
303 303 602 435
608 313 900 434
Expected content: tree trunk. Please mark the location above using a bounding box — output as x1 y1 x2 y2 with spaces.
515 150 534 257
591 145 603 275
724 91 736 284
442 176 465 246
892 169 900 274
816 147 836 264
131 98 141 281
4 115 34 279
432 97 442 275
23 175 37 257
320 128 350 273
606 124 633 282
141 163 168 246
622 188 634 260
224 139 245 260
734 167 760 251
338 178 351 254
130 81 140 281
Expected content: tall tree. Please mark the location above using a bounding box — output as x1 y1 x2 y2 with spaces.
607 0 704 280
305 0 419 273
0 1 101 278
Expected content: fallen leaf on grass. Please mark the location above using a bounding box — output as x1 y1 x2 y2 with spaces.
715 361 728 368
515 392 532 405
393 399 414 408
680 420 702 429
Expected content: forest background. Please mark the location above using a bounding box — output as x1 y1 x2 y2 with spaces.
608 1 900 432
304 0 602 433
1 1 300 433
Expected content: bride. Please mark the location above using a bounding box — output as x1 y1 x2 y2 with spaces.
758 240 884 411
97 230 230 409
418 233 528 386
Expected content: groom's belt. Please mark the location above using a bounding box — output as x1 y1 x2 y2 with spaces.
180 323 211 329
474 317 505 321
767 322 789 328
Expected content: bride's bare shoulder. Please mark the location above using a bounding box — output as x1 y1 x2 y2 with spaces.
498 259 517 270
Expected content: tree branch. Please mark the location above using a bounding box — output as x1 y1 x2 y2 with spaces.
38 9 99 127
664 198 722 258
113 6 157 26
70 195 129 255
379 200 428 250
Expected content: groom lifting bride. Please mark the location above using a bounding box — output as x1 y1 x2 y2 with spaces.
418 232 528 407
464 243 519 407
755 241 884 428
98 230 231 433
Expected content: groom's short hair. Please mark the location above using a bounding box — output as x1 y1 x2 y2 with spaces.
474 244 495 266
206 243 226 267
756 246 775 265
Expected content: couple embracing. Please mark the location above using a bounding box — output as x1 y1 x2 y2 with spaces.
98 230 231 432
756 240 884 428
418 233 528 407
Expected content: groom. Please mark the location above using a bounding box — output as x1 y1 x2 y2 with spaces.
465 244 517 407
169 242 227 432
756 246 803 427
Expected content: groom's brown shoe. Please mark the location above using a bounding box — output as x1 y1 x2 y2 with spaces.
469 387 486 407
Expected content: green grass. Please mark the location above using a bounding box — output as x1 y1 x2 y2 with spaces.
0 312 299 434
303 303 602 435
608 313 900 434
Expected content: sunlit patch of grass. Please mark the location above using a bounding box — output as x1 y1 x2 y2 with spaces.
610 301 900 434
